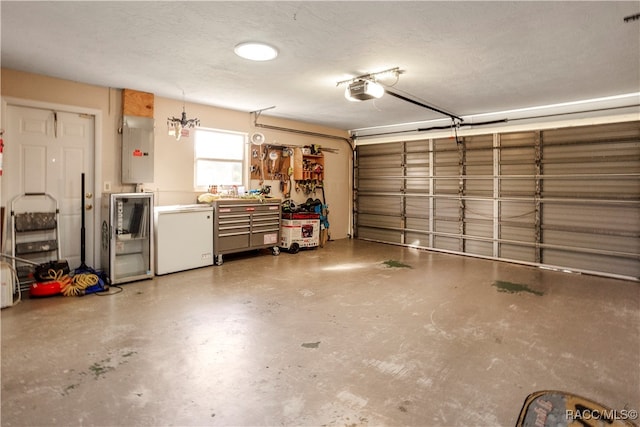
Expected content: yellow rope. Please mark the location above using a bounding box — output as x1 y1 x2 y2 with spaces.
40 269 99 296
43 268 65 281
59 275 73 295
74 273 98 288
65 273 99 296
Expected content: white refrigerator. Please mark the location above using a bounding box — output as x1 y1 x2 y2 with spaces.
101 192 154 284
154 204 214 275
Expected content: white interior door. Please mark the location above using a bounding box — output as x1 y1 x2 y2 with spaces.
3 105 95 269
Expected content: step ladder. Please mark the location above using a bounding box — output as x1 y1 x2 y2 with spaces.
10 193 62 291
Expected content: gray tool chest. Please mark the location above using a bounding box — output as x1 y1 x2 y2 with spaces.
212 198 281 265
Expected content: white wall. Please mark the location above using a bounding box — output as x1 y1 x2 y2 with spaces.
1 68 353 241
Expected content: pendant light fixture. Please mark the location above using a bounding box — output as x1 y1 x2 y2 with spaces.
167 96 200 141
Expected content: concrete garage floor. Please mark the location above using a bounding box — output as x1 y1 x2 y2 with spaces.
1 239 638 427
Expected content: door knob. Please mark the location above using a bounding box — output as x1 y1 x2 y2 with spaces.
85 204 93 210
86 192 93 199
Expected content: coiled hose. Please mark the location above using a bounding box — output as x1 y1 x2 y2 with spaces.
42 269 99 297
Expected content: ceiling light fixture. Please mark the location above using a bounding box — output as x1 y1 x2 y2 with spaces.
234 42 278 61
167 103 200 141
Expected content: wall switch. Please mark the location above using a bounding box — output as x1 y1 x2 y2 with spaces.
104 181 111 192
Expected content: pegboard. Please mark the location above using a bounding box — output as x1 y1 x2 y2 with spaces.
250 144 292 182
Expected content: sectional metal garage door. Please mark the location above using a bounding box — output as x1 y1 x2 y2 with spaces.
354 121 640 280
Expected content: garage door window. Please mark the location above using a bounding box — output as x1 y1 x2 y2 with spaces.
194 128 246 189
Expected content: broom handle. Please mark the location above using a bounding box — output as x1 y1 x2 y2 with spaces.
80 173 86 266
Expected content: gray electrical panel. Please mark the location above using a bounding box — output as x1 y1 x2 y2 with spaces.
122 115 154 184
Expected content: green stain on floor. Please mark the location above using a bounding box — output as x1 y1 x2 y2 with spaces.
382 260 413 269
89 359 115 379
301 341 321 349
493 280 544 296
61 384 79 396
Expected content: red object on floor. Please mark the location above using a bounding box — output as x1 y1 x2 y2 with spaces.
29 281 62 297
281 213 320 220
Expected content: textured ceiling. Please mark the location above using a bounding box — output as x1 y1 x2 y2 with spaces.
2 1 639 132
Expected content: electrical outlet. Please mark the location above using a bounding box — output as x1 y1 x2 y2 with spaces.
104 181 111 192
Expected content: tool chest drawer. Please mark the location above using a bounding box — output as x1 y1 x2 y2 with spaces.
218 214 251 234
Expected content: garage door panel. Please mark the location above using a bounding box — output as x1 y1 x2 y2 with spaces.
357 213 403 229
543 249 639 278
358 177 404 192
434 235 461 251
434 198 459 216
542 121 640 144
500 146 535 164
434 151 458 172
543 203 639 232
466 179 493 196
406 140 429 152
358 143 403 156
500 131 536 148
405 197 429 218
434 164 458 176
357 196 402 215
543 161 640 175
465 221 493 238
500 163 536 176
501 163 536 175
355 121 640 281
542 178 639 198
465 239 493 256
500 244 536 262
466 149 493 167
500 201 535 222
406 165 429 176
434 138 458 150
406 153 429 165
465 200 493 220
405 232 429 247
500 225 536 242
466 134 494 147
434 179 459 194
542 142 639 160
542 230 639 254
466 164 493 175
434 219 459 234
406 217 429 232
405 178 430 193
358 166 403 179
500 179 536 196
358 227 403 244
358 156 402 169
